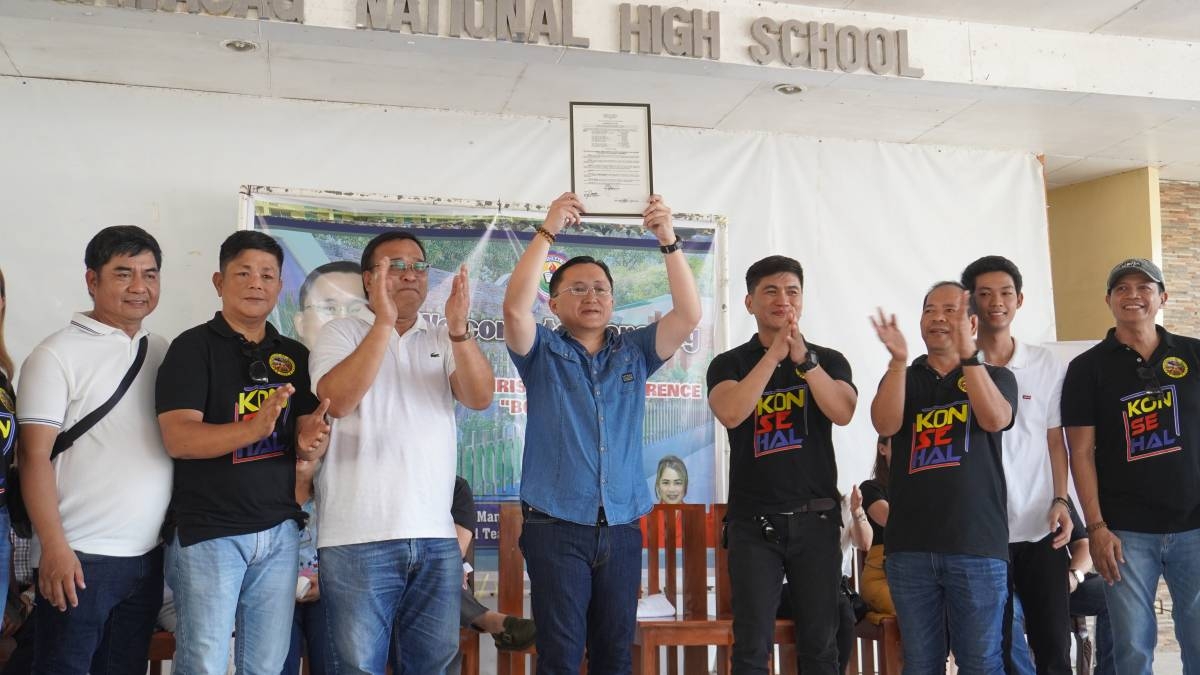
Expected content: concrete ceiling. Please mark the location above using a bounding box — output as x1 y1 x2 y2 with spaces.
2 0 1199 187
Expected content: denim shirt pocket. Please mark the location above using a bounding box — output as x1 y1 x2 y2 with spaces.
546 340 581 392
613 348 640 395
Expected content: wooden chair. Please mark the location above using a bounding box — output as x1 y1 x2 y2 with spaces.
631 503 709 675
497 502 539 675
849 548 903 675
147 630 176 675
459 535 481 675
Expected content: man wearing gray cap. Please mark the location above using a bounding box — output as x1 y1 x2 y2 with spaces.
1061 258 1200 675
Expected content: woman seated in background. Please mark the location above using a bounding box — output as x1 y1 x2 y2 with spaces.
859 436 895 617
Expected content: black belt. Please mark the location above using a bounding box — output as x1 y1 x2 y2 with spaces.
522 502 609 526
772 497 837 516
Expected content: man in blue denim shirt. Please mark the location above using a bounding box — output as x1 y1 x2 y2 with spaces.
503 192 701 674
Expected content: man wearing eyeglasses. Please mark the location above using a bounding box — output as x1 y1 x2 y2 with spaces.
311 231 494 674
502 193 701 674
707 255 857 675
293 261 368 350
1061 258 1200 675
156 231 332 674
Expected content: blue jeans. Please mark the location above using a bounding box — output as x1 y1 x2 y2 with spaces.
1102 527 1200 675
519 507 642 675
282 598 334 675
0 507 10 612
166 520 300 675
32 546 163 675
886 552 1008 675
319 538 460 675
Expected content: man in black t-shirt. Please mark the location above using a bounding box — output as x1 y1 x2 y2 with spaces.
156 231 332 674
1061 258 1200 675
707 256 857 675
869 281 1017 675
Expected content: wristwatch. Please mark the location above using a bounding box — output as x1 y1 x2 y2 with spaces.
796 349 820 374
1070 568 1086 586
960 349 983 367
659 235 682 254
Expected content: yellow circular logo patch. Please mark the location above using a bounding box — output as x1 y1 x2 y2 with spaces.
0 389 12 412
268 353 296 377
1162 356 1188 379
957 376 968 393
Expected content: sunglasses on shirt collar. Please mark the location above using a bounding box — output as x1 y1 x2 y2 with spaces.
1135 366 1165 403
237 336 270 385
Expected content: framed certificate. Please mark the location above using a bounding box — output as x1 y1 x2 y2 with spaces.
569 102 653 218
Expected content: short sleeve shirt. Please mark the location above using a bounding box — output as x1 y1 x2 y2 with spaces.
706 336 855 518
885 357 1018 561
453 477 476 532
510 323 665 526
1061 327 1200 533
858 478 888 546
156 313 315 546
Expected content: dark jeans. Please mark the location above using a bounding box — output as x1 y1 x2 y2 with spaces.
32 546 163 675
282 598 334 675
728 512 841 675
519 507 641 675
1005 534 1071 675
777 584 855 674
1069 574 1113 675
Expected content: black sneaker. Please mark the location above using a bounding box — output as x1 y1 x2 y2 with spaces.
492 615 537 651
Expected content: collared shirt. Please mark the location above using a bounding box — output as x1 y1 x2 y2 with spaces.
886 355 1018 561
156 312 313 546
1061 326 1200 533
510 323 665 526
310 315 459 546
995 340 1067 543
18 312 173 562
706 335 854 518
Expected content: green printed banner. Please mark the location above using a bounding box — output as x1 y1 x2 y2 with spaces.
246 189 721 544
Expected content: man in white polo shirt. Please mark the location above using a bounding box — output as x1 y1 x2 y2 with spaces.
311 231 494 674
962 256 1073 675
17 225 174 673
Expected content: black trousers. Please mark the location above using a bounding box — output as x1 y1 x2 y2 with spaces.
778 586 856 674
1005 532 1071 675
727 512 841 675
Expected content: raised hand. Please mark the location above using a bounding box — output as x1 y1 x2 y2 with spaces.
870 308 908 364
251 383 294 440
367 257 399 325
766 307 795 366
297 398 331 456
445 265 471 335
788 318 807 365
642 195 676 245
850 484 863 514
544 193 584 236
952 290 977 360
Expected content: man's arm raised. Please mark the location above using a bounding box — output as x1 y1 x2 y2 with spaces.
644 196 702 361
502 193 582 357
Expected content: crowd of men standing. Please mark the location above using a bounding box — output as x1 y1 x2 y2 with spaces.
0 192 1195 675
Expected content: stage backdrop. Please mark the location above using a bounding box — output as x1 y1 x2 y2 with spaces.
244 187 726 546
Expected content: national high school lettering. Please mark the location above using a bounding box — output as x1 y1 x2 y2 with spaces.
233 384 291 464
1122 385 1182 461
754 385 806 457
909 402 970 473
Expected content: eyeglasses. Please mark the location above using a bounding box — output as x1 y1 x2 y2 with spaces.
1136 366 1165 402
304 300 370 320
554 285 612 298
387 260 430 273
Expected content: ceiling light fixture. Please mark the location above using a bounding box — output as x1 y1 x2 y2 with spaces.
222 39 259 53
772 84 805 96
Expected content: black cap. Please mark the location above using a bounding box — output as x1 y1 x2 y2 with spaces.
1106 258 1164 292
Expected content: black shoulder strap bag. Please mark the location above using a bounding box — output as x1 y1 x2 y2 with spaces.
8 336 148 538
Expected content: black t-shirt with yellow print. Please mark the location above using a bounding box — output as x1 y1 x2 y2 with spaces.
1061 326 1200 533
156 312 314 546
885 356 1018 561
707 335 855 519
